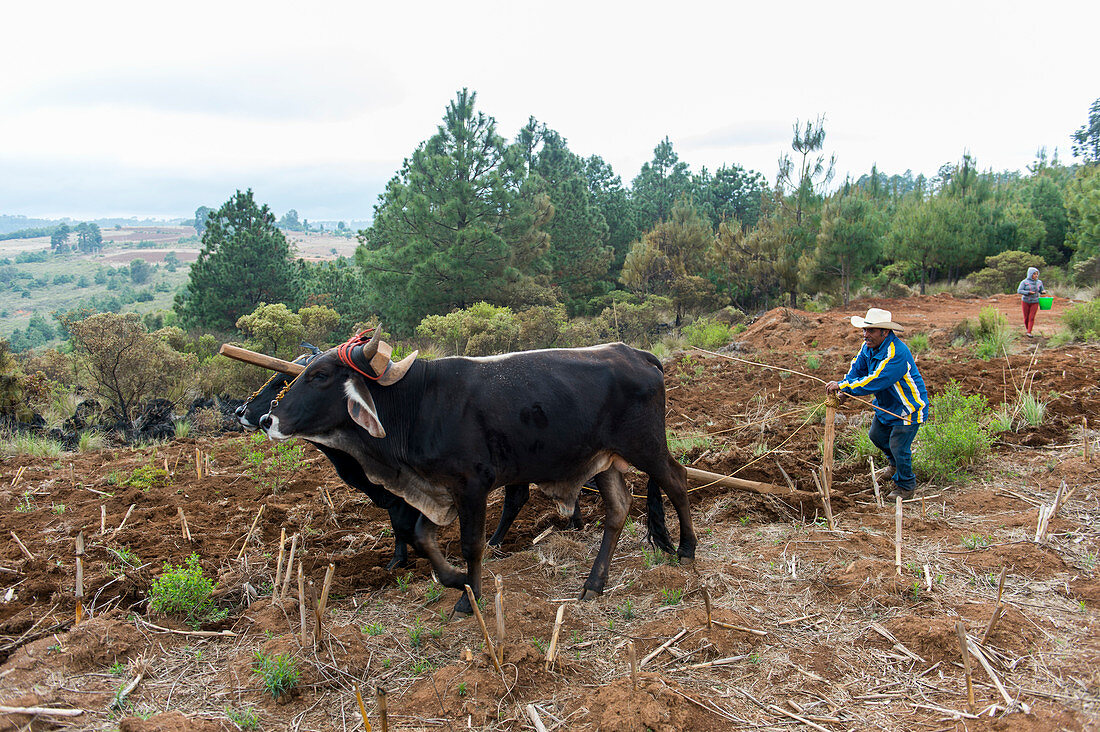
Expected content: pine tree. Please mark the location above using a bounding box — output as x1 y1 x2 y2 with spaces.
175 189 299 332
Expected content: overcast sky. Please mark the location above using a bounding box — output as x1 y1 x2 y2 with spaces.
2 0 1096 223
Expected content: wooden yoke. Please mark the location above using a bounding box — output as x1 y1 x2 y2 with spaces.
218 344 303 375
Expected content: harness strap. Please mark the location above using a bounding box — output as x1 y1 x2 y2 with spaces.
335 329 391 382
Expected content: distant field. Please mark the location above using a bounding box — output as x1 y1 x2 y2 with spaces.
0 227 199 340
0 225 355 341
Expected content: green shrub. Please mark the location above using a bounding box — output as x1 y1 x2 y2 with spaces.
973 306 1017 359
913 382 993 480
252 651 299 700
78 430 104 452
907 333 930 354
241 433 304 494
149 554 225 628
416 302 519 355
805 354 821 370
124 463 168 490
682 317 731 350
173 420 191 439
1059 299 1100 342
969 251 1045 295
1018 392 1047 427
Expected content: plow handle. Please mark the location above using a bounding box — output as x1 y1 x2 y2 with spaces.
219 344 304 375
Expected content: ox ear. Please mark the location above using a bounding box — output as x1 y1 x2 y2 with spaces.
344 380 386 438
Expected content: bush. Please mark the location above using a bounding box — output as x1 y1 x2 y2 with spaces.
969 251 1045 295
972 307 1017 359
516 305 566 350
416 302 519 356
149 554 225 628
682 317 731 350
913 382 993 481
907 332 930 354
1058 299 1100 342
253 652 299 700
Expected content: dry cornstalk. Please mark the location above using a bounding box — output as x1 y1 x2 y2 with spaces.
177 507 191 541
75 556 84 626
640 628 689 667
375 687 388 732
195 448 202 479
114 504 136 536
627 640 638 689
273 528 287 600
282 533 299 599
1085 417 1091 462
525 704 550 732
0 705 83 718
1052 480 1067 516
956 621 975 712
237 504 265 559
981 567 1008 644
298 563 308 645
493 574 505 664
10 465 26 489
531 526 553 545
923 564 933 593
317 563 336 620
767 704 831 732
100 505 106 534
869 455 883 507
701 584 712 628
308 579 320 644
1035 503 1052 542
711 620 768 636
135 617 237 637
967 637 1014 706
894 496 903 574
11 531 34 560
545 604 567 671
686 654 751 670
822 394 837 495
810 470 834 530
69 462 75 486
464 584 504 676
354 683 370 731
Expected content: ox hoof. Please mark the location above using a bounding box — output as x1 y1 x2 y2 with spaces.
578 587 602 602
452 594 475 616
385 549 411 571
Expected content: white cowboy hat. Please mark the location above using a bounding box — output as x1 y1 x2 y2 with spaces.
850 307 905 332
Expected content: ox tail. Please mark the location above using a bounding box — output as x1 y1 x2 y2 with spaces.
644 477 675 554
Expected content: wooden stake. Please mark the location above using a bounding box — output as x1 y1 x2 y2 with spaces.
69 462 75 486
894 496 903 575
545 604 567 671
956 621 975 713
464 584 504 676
10 466 26 489
237 504 265 559
164 457 169 476
100 505 106 534
273 528 287 600
493 574 506 664
308 579 320 644
627 640 638 690
195 448 202 479
701 585 713 629
11 531 34 560
298 563 308 645
869 456 882 507
375 687 388 732
354 683 371 731
281 533 298 599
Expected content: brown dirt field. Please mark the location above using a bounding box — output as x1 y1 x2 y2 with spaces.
1 294 1098 730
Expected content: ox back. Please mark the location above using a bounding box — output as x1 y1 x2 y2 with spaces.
261 341 696 614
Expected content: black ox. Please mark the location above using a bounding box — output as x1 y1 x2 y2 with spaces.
258 329 696 614
236 346 583 570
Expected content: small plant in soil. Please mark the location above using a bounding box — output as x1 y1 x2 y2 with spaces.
411 659 432 675
531 637 547 654
456 682 468 697
149 553 226 628
108 661 126 675
749 652 760 664
660 588 683 606
408 617 425 647
16 491 36 512
124 463 168 490
225 706 260 729
805 354 821 370
961 533 992 550
396 572 413 591
381 658 392 669
363 622 385 636
241 433 305 494
51 503 65 514
252 651 300 700
618 599 635 619
423 581 443 603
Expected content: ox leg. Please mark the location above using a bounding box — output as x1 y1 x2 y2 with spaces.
579 469 630 601
450 488 489 616
413 516 467 590
657 456 697 562
568 495 583 531
385 501 421 570
487 483 529 547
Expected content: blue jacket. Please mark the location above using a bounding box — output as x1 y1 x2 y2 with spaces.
837 332 929 426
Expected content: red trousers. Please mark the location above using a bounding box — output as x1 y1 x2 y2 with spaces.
1022 300 1039 334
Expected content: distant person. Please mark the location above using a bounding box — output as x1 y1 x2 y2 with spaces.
825 308 929 500
1016 267 1047 337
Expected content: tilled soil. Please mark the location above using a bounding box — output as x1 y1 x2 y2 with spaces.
1 293 1098 731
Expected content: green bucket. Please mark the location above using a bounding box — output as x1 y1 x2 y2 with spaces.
1038 296 1053 311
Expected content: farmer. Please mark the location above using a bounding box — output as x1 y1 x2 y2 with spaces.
825 308 929 500
1016 266 1047 337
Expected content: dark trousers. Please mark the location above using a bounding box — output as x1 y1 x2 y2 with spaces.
1022 300 1039 334
868 418 919 491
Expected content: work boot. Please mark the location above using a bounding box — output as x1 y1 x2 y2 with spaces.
886 486 914 500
